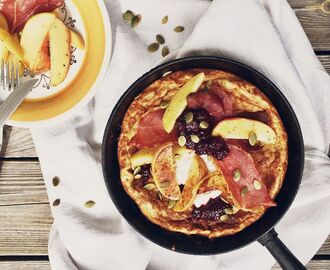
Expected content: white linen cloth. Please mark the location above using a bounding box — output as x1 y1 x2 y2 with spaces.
30 0 330 269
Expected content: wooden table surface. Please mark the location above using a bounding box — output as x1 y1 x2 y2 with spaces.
0 1 330 269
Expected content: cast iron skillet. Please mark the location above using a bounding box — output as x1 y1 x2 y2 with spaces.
102 56 305 269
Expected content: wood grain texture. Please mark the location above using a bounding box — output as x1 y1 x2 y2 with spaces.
318 55 330 73
1 259 330 270
0 161 48 206
0 126 37 158
0 261 51 270
0 204 52 255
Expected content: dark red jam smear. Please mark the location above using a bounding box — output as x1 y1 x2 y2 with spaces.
140 164 151 184
175 109 229 160
192 197 231 221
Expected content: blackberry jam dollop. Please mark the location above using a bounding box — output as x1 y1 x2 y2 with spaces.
140 164 151 184
192 197 230 221
175 109 229 160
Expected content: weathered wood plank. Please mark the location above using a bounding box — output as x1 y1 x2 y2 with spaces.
318 55 330 73
273 260 330 270
0 259 329 270
0 126 37 158
0 260 51 270
318 235 330 255
0 161 48 206
0 204 52 255
289 0 330 51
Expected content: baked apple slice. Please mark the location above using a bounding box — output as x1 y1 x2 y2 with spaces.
212 117 276 144
151 143 181 200
20 13 56 72
0 13 9 61
49 18 71 87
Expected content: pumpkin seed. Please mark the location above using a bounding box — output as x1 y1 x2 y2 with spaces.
133 167 141 175
160 181 170 188
122 10 134 22
178 136 187 147
131 14 142 28
160 100 170 109
224 208 234 215
52 176 60 187
158 192 163 201
162 71 172 77
199 121 209 129
191 135 200 143
53 199 60 207
147 42 159 52
220 214 229 222
233 169 241 182
185 112 193 123
249 132 257 146
168 200 177 209
156 34 165 44
84 200 96 208
173 26 185 32
144 183 156 190
241 186 249 197
253 179 262 190
162 15 168 24
134 174 142 179
161 46 170 57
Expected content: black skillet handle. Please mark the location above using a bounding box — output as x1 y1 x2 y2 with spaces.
258 229 306 270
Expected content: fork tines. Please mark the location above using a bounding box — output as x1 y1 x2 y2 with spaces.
1 60 21 91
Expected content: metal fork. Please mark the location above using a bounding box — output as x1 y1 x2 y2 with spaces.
1 60 21 91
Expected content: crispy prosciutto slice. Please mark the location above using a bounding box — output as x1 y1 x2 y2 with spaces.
216 145 275 209
132 109 177 148
187 82 233 121
0 0 64 33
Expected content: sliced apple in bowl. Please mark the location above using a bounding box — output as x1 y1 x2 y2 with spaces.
212 117 276 144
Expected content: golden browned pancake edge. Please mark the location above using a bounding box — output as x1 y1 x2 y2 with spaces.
117 69 288 238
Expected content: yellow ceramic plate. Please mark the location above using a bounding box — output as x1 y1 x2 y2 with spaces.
4 0 112 127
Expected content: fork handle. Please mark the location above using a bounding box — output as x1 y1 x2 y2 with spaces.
0 80 38 126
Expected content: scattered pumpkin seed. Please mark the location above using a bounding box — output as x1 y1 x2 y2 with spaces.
200 121 209 129
161 46 170 57
224 208 234 215
249 132 257 146
160 100 170 109
178 136 187 147
134 174 142 179
144 183 156 190
147 42 160 52
158 192 163 201
133 166 141 175
233 169 241 182
253 179 262 190
122 10 134 22
84 200 96 208
53 199 60 207
220 214 229 222
160 181 170 188
221 197 229 204
241 186 249 197
131 14 142 28
52 176 60 187
171 244 176 251
162 15 169 24
156 34 165 44
173 26 185 32
191 135 200 143
185 112 194 123
168 200 177 209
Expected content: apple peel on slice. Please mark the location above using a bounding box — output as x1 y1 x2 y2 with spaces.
163 72 205 133
151 143 181 200
212 117 276 144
